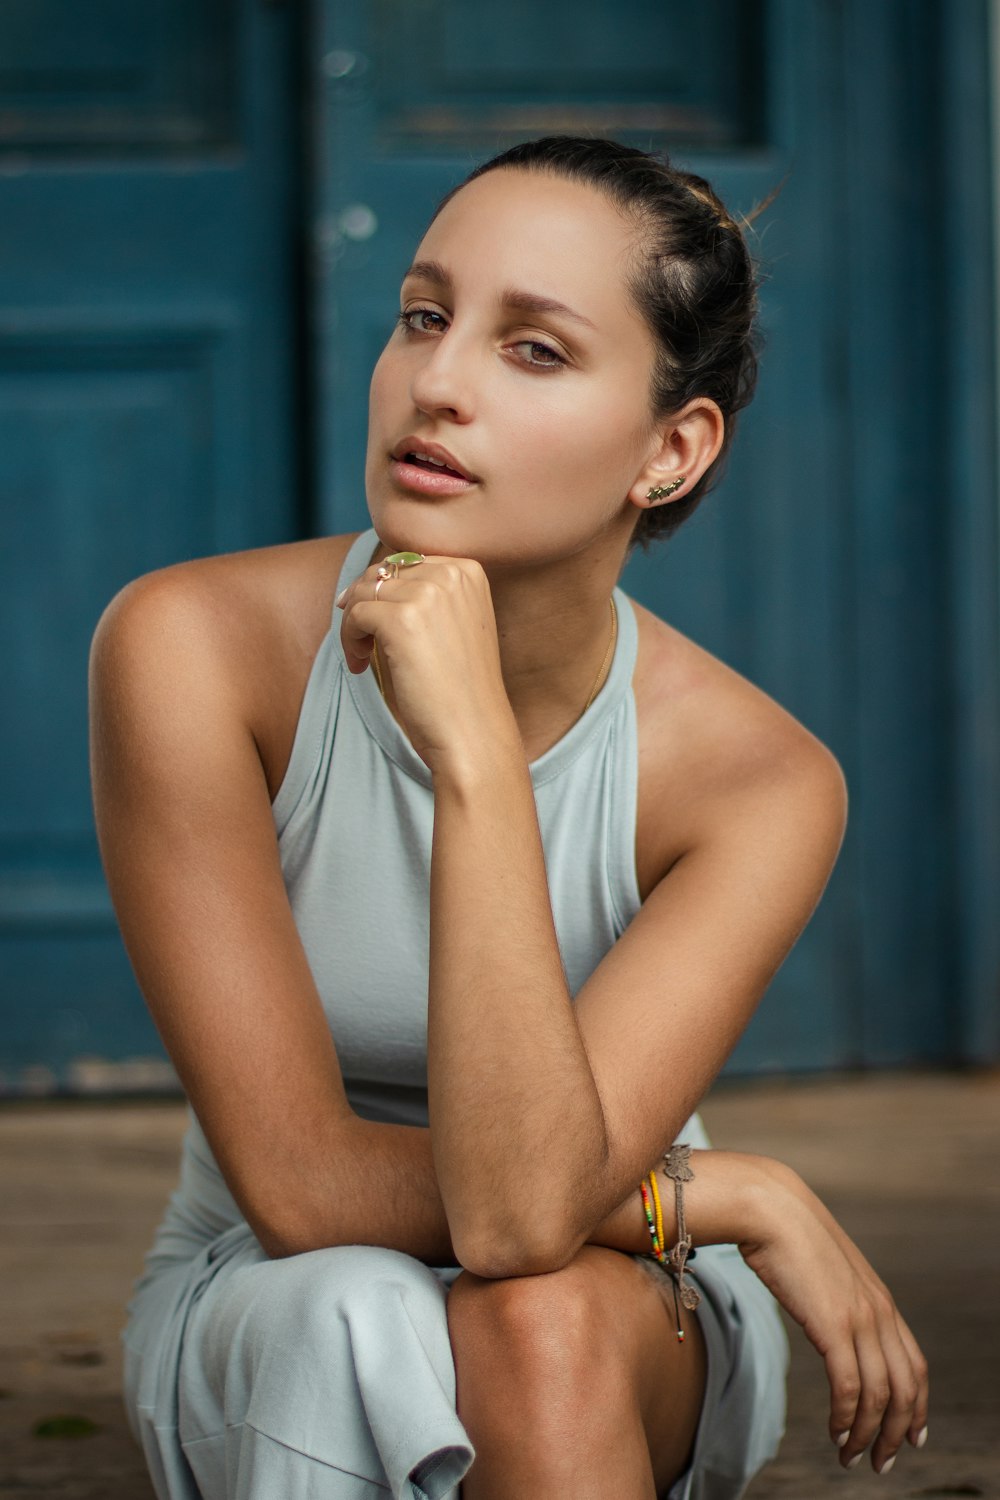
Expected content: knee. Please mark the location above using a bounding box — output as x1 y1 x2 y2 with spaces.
447 1250 626 1391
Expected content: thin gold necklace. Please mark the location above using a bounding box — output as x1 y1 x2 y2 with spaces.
370 596 618 722
583 596 618 711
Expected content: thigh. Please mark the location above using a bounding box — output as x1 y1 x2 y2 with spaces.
176 1237 473 1499
446 1244 708 1496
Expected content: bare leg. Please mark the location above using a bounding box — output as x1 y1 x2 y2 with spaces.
447 1244 707 1500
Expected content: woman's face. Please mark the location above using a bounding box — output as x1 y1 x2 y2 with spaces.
365 168 662 569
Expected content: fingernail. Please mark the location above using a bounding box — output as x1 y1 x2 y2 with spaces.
877 1455 896 1476
915 1425 928 1449
846 1453 864 1469
835 1431 850 1448
335 588 347 608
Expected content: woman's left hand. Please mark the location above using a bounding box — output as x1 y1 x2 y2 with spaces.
336 554 519 775
737 1159 929 1475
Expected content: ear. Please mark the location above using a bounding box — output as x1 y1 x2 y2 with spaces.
627 397 725 510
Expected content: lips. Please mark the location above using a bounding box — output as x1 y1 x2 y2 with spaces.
390 436 477 482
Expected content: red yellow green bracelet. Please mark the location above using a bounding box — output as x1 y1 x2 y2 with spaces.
639 1174 668 1263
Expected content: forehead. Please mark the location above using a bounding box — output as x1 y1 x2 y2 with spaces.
411 168 646 332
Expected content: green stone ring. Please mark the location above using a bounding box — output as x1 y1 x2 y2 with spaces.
377 550 425 582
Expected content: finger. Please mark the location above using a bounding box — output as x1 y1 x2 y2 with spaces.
826 1255 928 1464
868 1318 921 1475
337 591 380 674
824 1338 862 1454
842 1320 891 1469
894 1312 930 1446
334 559 403 615
335 568 393 613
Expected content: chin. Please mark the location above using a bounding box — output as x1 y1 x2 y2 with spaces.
365 490 478 560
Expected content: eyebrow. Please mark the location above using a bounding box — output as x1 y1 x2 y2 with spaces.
403 259 597 331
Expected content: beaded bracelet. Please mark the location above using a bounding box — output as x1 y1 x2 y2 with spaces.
648 1162 665 1252
639 1176 668 1263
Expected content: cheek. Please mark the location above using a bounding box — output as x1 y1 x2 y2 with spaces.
501 383 647 493
365 351 402 481
367 348 394 426
369 332 417 415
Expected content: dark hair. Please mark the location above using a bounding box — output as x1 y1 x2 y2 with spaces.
437 136 765 553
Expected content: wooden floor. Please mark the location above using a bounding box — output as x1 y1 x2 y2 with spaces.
0 1071 997 1499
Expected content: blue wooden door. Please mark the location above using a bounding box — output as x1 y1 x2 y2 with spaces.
0 0 301 1090
310 0 999 1072
4 0 995 1090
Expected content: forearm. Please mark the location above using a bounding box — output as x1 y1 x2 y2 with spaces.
427 743 610 1272
269 1114 457 1263
280 1124 779 1276
283 1114 609 1270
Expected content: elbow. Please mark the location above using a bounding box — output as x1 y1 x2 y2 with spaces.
448 1174 597 1279
246 1195 324 1261
454 1219 576 1280
256 1224 307 1260
253 1217 309 1261
243 1112 364 1260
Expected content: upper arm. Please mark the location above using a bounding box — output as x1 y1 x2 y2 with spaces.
573 731 847 1209
89 567 352 1255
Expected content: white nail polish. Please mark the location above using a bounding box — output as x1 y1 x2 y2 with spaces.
916 1425 929 1449
835 1431 850 1448
336 588 347 607
877 1455 896 1476
846 1452 864 1470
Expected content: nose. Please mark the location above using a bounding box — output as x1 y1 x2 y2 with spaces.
408 327 476 423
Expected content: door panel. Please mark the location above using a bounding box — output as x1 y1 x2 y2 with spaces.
0 0 238 153
312 0 853 1071
368 0 763 152
0 0 301 1091
310 0 984 1071
4 0 991 1088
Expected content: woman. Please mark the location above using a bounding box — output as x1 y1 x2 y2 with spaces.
91 137 928 1500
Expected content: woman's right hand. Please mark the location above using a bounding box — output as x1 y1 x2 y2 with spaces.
738 1158 929 1475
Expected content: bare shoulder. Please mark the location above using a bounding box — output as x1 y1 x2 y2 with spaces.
90 532 363 798
92 532 356 666
629 597 847 899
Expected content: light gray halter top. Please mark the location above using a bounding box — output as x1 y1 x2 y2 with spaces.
271 527 643 1122
153 527 689 1260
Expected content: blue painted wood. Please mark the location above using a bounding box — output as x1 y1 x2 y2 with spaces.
311 0 848 1073
839 0 964 1065
0 0 239 151
369 0 765 152
939 1 1000 1062
311 0 1000 1071
0 0 301 1092
5 0 996 1088
313 0 765 539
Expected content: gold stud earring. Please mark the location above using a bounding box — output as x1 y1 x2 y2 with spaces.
646 476 686 502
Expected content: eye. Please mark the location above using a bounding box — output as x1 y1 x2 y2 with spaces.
510 339 566 369
398 307 448 335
